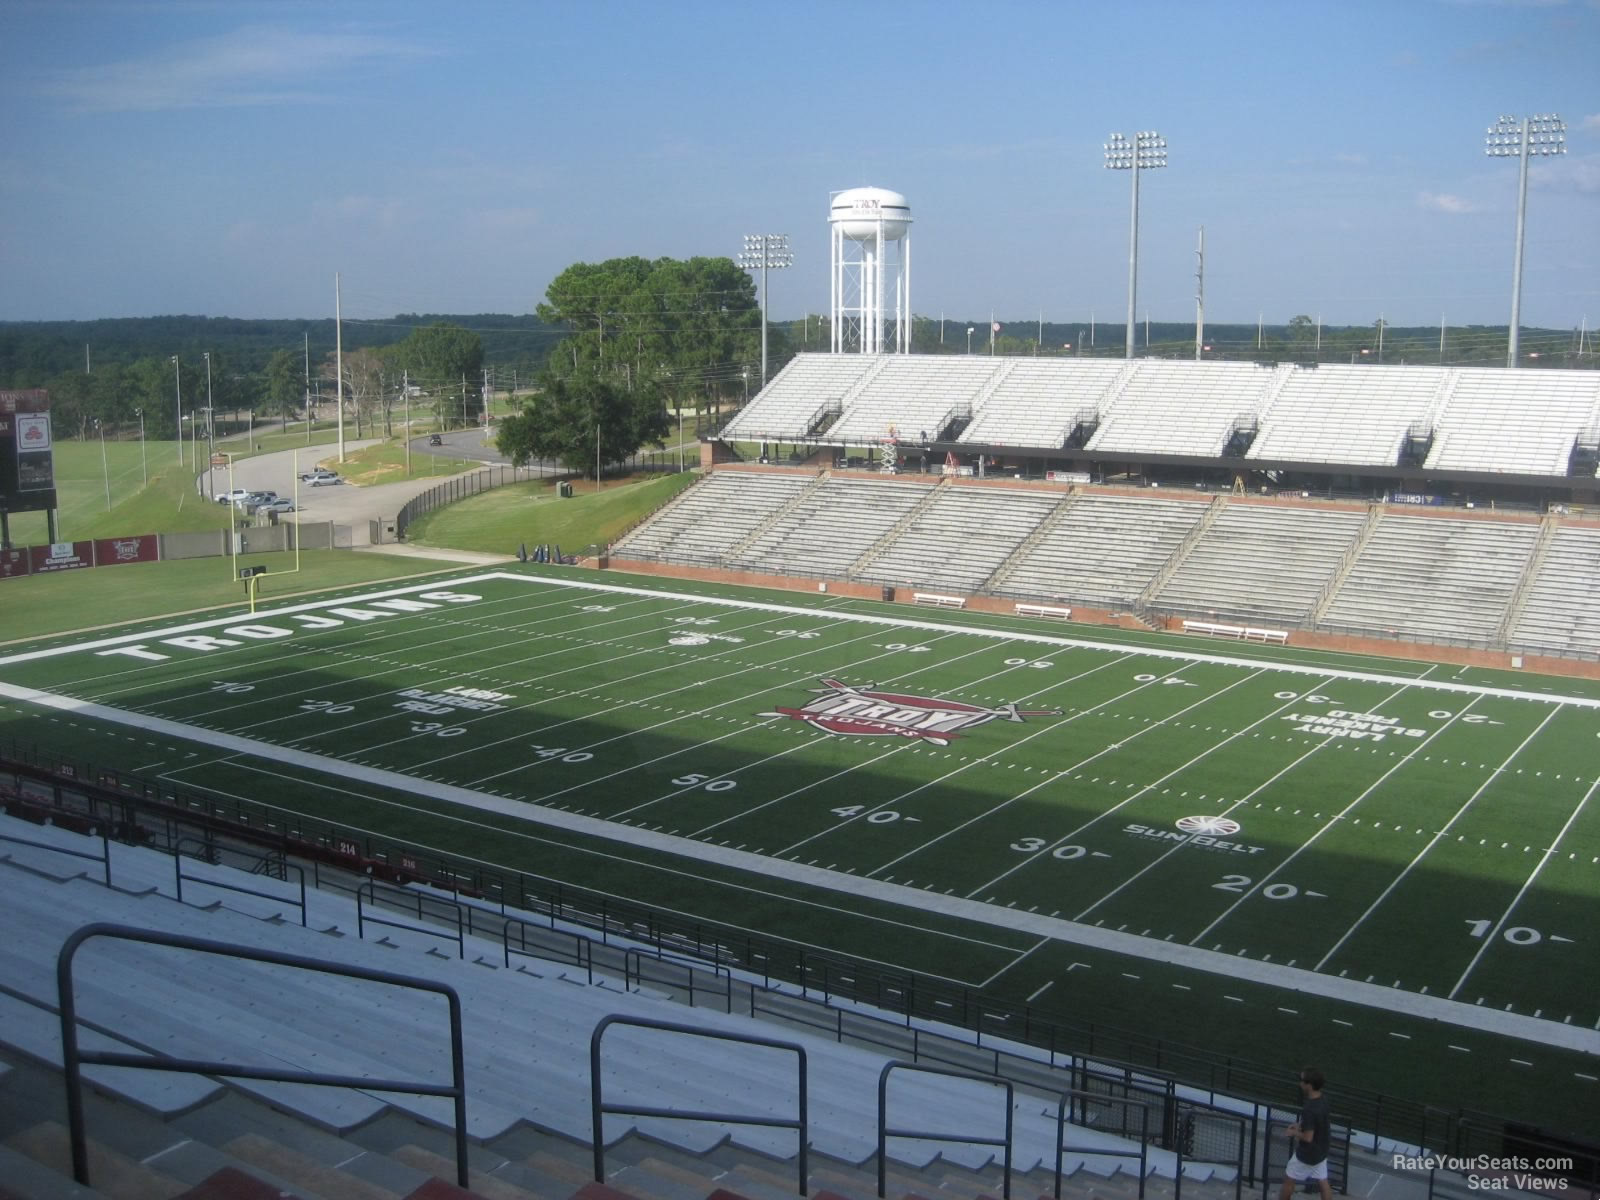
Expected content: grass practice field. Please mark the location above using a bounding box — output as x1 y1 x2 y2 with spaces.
2 565 1596 1135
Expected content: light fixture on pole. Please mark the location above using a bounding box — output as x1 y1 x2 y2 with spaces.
736 234 793 389
168 355 182 465
1486 113 1565 368
1104 130 1168 360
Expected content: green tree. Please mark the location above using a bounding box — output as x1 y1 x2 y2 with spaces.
394 322 483 426
538 256 760 394
262 348 304 419
494 364 669 478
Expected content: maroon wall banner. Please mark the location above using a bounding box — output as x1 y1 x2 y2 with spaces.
0 547 28 578
93 534 159 566
28 541 92 573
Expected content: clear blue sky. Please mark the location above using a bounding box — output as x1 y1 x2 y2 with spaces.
2 0 1596 330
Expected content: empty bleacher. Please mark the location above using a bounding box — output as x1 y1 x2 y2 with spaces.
959 358 1129 448
1151 503 1368 626
1246 364 1445 467
609 471 812 564
1085 361 1278 458
1506 524 1600 658
720 354 872 441
993 492 1210 609
854 485 1063 594
723 477 937 578
1425 368 1600 476
824 356 1000 444
0 811 1231 1200
1318 515 1540 643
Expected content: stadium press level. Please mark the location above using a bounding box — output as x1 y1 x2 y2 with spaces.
1 568 1596 1128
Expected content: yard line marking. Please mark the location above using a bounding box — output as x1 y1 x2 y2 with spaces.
954 666 1274 899
1068 673 1362 919
1313 704 1561 972
980 936 1054 990
1446 768 1600 999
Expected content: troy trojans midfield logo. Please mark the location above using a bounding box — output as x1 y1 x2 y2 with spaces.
761 678 1059 746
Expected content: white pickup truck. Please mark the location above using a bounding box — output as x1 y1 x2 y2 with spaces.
215 487 251 505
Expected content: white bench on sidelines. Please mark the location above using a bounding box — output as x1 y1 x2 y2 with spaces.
1015 602 1073 621
1182 619 1288 644
913 592 967 609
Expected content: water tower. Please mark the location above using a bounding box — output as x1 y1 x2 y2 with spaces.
829 187 912 354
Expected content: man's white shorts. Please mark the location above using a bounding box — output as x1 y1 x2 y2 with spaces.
1286 1154 1329 1182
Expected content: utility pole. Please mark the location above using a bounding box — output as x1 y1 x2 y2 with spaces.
334 272 345 461
1194 226 1205 361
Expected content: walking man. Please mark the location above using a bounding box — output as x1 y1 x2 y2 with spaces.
1279 1067 1332 1200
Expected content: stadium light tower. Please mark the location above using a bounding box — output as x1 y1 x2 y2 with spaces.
737 234 792 389
1105 130 1167 360
1486 114 1565 368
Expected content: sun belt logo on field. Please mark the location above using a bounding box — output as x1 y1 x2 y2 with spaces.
1175 815 1241 836
760 678 1059 745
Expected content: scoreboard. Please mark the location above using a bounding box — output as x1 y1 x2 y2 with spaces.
0 389 56 515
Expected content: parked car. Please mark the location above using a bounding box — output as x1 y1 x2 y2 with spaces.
258 499 295 514
299 466 335 482
215 487 251 505
233 491 277 514
306 471 341 487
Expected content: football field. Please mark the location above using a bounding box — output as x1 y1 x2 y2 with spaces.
2 566 1596 1131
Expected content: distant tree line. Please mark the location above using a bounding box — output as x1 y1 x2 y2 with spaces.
0 314 564 441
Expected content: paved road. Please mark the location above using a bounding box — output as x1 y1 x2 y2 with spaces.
205 436 515 548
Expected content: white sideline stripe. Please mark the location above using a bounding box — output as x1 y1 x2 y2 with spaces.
6 570 1600 712
1 677 1596 1056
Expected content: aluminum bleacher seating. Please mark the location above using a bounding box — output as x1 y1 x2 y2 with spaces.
1317 515 1539 643
1424 368 1600 476
1085 361 1277 458
0 812 1206 1200
854 486 1062 594
959 358 1128 449
1246 364 1445 467
609 472 812 565
824 356 1000 444
1151 503 1366 625
721 354 872 442
1506 524 1600 659
723 477 936 578
993 492 1208 608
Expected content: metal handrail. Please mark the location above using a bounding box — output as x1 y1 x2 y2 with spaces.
356 879 464 957
877 1060 1013 1198
624 945 732 1011
1056 1090 1152 1199
56 922 468 1188
590 1014 808 1195
0 816 110 885
503 915 593 982
173 837 307 927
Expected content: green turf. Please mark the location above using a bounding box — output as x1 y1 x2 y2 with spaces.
0 550 473 642
2 566 1595 1139
404 470 697 554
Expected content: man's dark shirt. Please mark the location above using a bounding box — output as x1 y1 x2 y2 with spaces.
1296 1093 1331 1166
